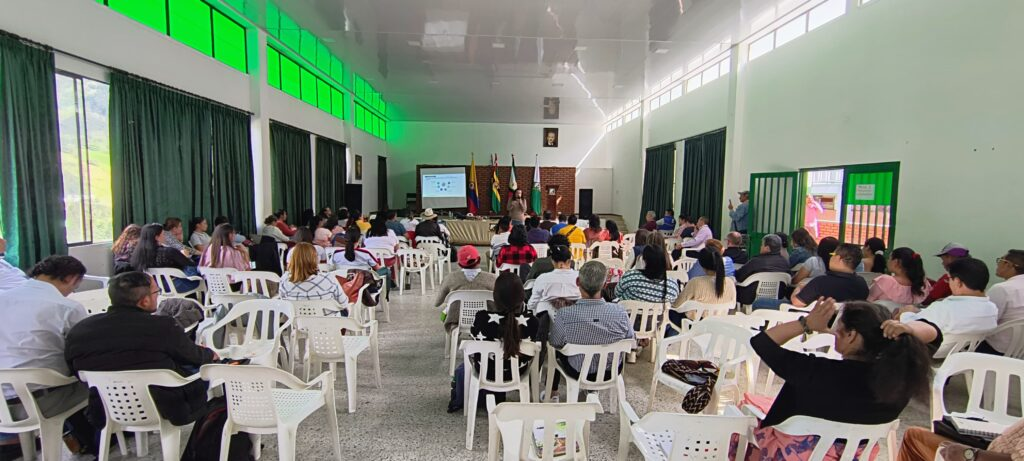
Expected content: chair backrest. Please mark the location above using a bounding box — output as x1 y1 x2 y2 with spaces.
277 243 288 268
496 263 520 274
597 257 625 271
200 365 291 429
79 369 192 430
670 319 754 389
676 300 733 322
210 293 260 309
754 333 839 394
445 290 494 333
289 299 342 317
201 299 293 347
590 241 620 260
771 416 898 461
0 368 77 430
622 233 636 245
146 268 190 296
397 249 431 269
664 238 682 251
462 340 539 389
232 271 280 297
630 410 755 461
69 289 111 315
490 400 601 461
673 257 697 273
415 235 443 244
364 247 395 262
530 244 549 257
666 270 689 284
621 300 666 341
559 339 634 389
933 332 987 359
297 316 367 360
750 309 803 329
743 272 792 300
418 242 446 262
569 243 587 264
931 352 1024 425
323 246 345 261
989 319 1024 359
200 267 238 295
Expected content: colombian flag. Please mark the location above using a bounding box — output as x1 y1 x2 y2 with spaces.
491 153 501 212
467 154 479 214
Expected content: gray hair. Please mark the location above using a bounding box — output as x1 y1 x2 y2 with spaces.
762 234 782 253
726 231 743 246
578 260 608 296
645 210 655 219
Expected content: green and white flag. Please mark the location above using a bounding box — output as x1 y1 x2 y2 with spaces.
531 155 542 212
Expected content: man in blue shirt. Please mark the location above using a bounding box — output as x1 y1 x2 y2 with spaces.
728 191 750 234
656 209 676 231
550 214 568 234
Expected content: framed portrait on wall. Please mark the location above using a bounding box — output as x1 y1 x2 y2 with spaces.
355 154 363 180
543 128 559 148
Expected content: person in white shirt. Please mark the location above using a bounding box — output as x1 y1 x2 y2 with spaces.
0 255 97 452
490 216 512 256
897 257 998 337
979 250 1024 355
527 245 580 316
674 216 713 260
0 237 27 291
332 228 383 272
400 211 420 233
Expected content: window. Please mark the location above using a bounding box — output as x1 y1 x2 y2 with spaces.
354 102 387 140
55 74 113 245
670 84 682 101
702 65 720 85
809 0 846 31
169 0 213 56
686 75 702 93
267 45 347 120
749 34 775 61
775 16 807 47
107 0 167 33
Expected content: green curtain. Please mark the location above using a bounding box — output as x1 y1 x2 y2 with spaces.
211 105 256 236
377 156 388 211
0 35 66 269
110 71 212 232
679 128 727 233
639 144 675 227
314 136 346 211
270 122 312 220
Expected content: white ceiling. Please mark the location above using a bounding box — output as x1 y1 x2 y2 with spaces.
249 0 812 124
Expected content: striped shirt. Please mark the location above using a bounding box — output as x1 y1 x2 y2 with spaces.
279 272 349 308
615 270 681 304
549 298 635 373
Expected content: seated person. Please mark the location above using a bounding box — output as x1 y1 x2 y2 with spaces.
642 210 658 232
539 211 557 231
437 246 499 333
527 245 580 317
980 250 1024 355
65 272 218 428
616 246 682 308
286 227 327 263
400 211 419 233
187 217 210 253
112 224 143 274
686 239 735 279
923 243 972 305
280 243 349 311
897 418 1024 461
790 243 870 307
350 210 371 234
748 300 932 459
735 234 791 305
415 209 450 245
448 272 539 412
199 223 251 272
274 209 298 237
656 209 676 232
723 231 749 264
163 217 196 258
792 237 839 286
332 228 383 272
1 256 94 454
496 225 538 274
869 247 931 305
863 237 888 273
314 217 338 247
258 214 291 243
526 216 552 244
548 260 635 398
213 216 249 246
363 218 399 252
583 215 609 245
625 229 651 269
490 216 513 256
550 214 568 234
788 228 817 267
132 223 201 293
896 258 998 336
558 214 587 245
525 234 570 282
605 220 623 244
384 210 407 237
671 215 696 239
672 248 736 335
0 237 27 292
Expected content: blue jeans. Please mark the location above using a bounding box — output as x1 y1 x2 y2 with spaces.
170 266 202 293
664 310 687 338
751 298 785 311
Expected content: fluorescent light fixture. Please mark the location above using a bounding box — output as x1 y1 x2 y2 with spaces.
407 40 422 47
613 84 624 89
492 42 505 49
654 48 670 54
574 45 587 51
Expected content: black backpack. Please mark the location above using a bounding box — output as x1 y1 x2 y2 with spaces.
181 397 255 461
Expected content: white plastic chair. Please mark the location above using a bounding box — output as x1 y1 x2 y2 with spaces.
622 233 636 246
323 246 345 262
147 268 207 303
621 300 667 363
770 416 899 461
648 319 754 414
569 243 588 265
298 315 381 413
663 300 735 336
931 352 1024 427
276 242 288 270
665 270 689 285
69 288 112 315
750 309 803 328
987 319 1024 359
597 257 626 272
445 290 495 376
497 263 521 275
232 271 280 298
543 339 634 414
199 364 342 461
79 370 199 461
672 257 697 273
418 242 449 284
736 272 791 314
486 393 602 461
590 241 621 260
287 299 345 373
616 380 755 461
398 248 433 294
0 368 89 461
933 331 989 359
531 243 549 258
748 334 839 400
200 299 293 367
461 340 539 450
200 267 239 296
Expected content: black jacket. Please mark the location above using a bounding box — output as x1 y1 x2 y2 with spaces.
734 252 791 304
66 305 216 425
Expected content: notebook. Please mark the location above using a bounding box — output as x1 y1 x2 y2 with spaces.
532 421 573 458
947 415 1007 440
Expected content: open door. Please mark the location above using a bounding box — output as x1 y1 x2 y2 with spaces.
747 172 800 255
838 162 899 246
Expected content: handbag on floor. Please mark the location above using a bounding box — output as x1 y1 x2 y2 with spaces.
181 397 255 461
661 359 720 413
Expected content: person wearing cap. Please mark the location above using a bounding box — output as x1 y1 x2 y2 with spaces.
728 191 750 234
438 246 498 334
922 243 971 305
415 208 451 246
977 250 1024 355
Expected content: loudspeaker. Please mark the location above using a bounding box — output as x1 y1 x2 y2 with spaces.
579 189 593 217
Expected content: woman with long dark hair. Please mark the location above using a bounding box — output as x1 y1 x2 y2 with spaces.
789 227 818 267
863 237 887 273
199 224 250 271
131 223 200 292
112 224 142 274
605 220 622 244
583 215 608 245
868 247 930 305
490 215 513 255
748 299 933 459
286 227 326 263
667 248 736 336
496 224 538 273
792 237 840 286
332 227 382 271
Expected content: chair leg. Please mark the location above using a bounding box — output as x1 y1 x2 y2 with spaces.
137 431 149 456
449 335 459 377
276 426 298 461
159 426 182 461
371 337 382 389
420 271 426 295
566 380 580 403
97 427 113 461
617 410 631 461
18 432 36 461
344 358 358 413
646 376 659 414
399 270 405 295
466 378 479 450
609 383 619 415
39 419 67 461
323 386 343 461
116 431 129 456
487 410 500 461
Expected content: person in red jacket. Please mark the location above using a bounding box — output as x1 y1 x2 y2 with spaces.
274 209 297 237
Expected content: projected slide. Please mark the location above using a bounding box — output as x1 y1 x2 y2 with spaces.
419 167 468 209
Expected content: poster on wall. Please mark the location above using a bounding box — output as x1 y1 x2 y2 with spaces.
355 155 363 180
543 128 559 147
543 97 560 119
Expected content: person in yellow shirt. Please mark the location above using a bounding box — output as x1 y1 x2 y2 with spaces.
351 209 371 233
558 214 587 245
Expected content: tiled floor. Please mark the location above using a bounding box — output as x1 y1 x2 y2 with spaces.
57 279 945 460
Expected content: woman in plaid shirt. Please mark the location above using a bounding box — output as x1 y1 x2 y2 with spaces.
496 225 538 268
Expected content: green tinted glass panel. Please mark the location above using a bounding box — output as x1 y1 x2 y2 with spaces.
331 89 345 118
212 10 246 72
331 57 344 84
169 0 212 55
300 31 317 63
845 171 894 206
266 2 280 37
316 42 332 74
279 13 300 50
280 54 300 97
316 79 331 112
300 68 317 105
267 47 281 88
109 0 168 33
355 105 363 129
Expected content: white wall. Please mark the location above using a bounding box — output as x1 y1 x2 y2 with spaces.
606 120 644 229
387 121 608 212
607 0 1024 280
